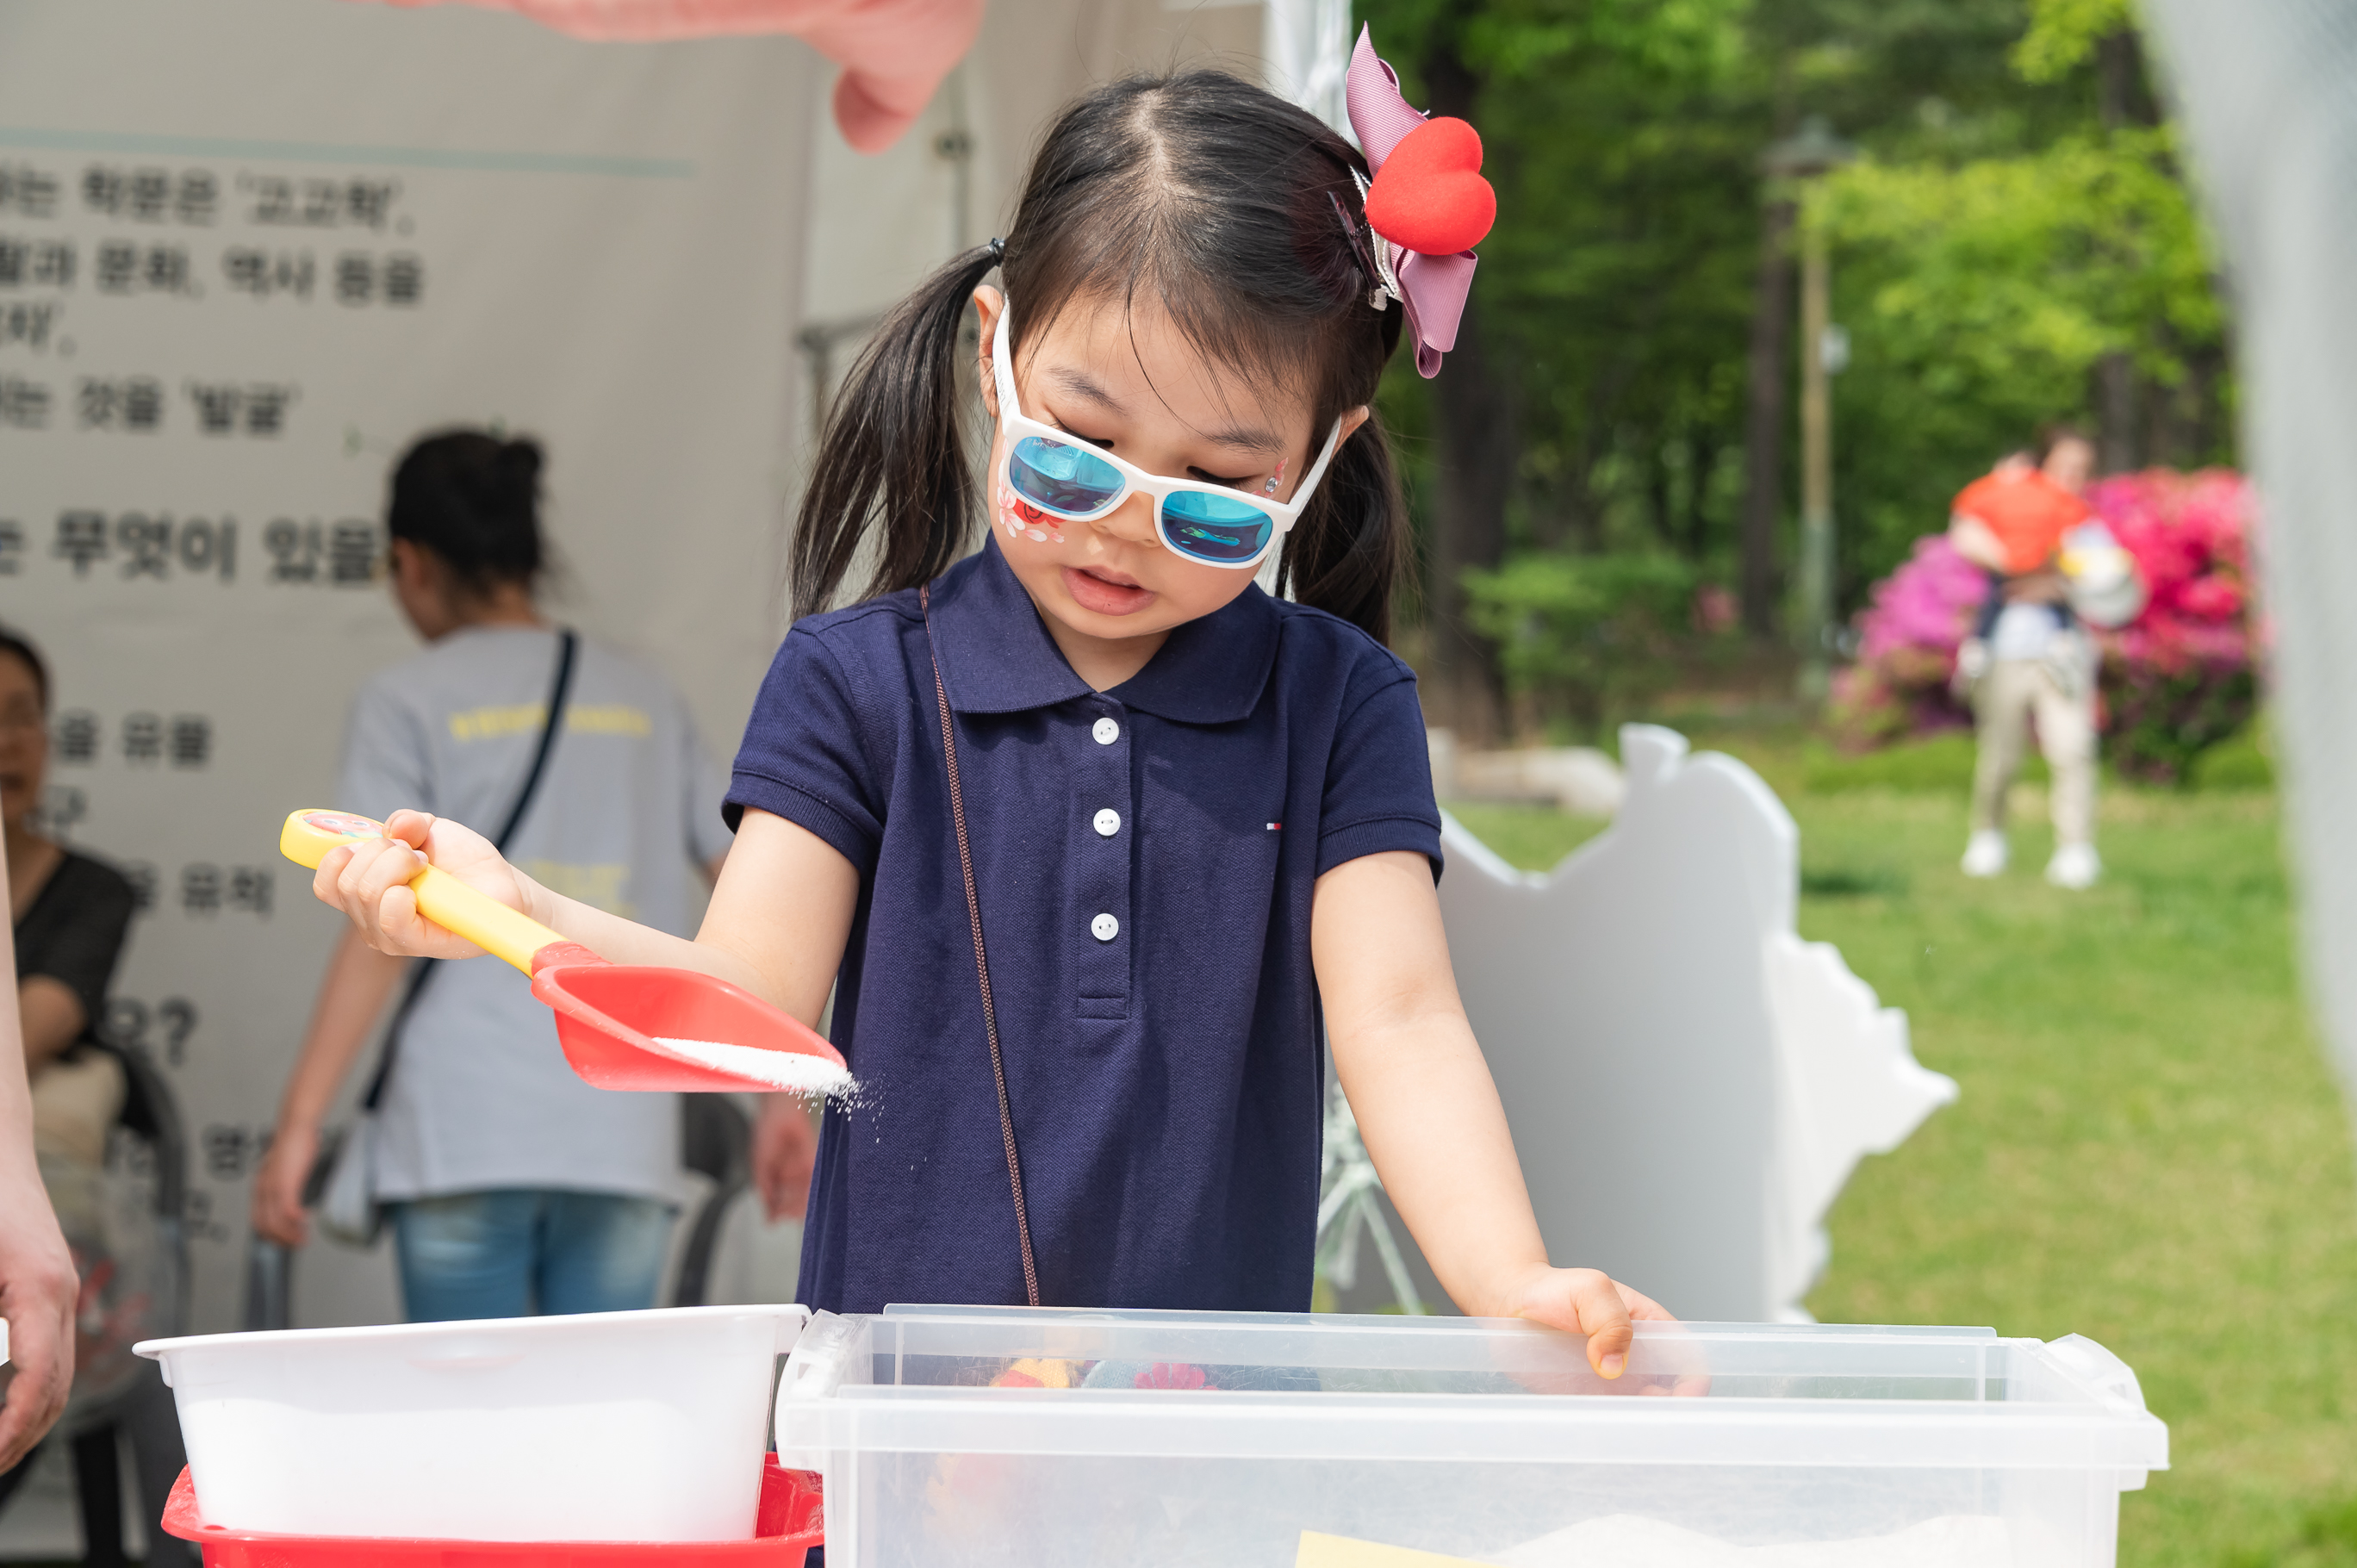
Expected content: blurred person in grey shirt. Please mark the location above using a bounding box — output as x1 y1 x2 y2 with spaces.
249 429 791 1320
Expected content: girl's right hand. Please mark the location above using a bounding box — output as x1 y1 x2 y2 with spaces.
314 809 534 961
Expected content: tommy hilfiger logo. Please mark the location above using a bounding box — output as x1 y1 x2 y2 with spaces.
1267 822 1282 831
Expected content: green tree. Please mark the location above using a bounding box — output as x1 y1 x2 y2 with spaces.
1818 121 2224 589
1359 0 2230 730
1360 0 1751 740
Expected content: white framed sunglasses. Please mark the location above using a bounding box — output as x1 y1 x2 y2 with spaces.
988 306 1346 569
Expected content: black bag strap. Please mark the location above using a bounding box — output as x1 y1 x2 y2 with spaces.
921 585 1040 1307
360 627 578 1111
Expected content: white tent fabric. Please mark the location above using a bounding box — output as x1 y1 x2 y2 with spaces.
1262 0 1354 133
2140 3 2357 1101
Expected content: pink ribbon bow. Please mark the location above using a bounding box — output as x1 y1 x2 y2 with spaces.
1346 25 1485 378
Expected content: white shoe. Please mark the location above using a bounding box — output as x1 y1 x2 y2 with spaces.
2046 843 2101 889
1960 831 2008 878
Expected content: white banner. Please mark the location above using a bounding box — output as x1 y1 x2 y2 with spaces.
1 0 818 1342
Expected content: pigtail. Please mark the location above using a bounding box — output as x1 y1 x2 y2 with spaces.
1278 413 1410 644
792 243 1004 621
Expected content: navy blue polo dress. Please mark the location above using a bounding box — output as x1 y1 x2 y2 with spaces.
725 538 1442 1315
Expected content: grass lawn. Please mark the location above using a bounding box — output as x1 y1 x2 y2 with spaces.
1448 732 2357 1568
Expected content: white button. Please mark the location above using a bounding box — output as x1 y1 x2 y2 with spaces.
1092 718 1120 745
1091 912 1119 942
1093 808 1121 837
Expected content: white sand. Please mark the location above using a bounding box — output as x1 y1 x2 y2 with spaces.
651 1037 854 1097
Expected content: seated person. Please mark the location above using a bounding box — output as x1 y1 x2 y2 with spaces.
0 627 190 1566
2 628 136 1225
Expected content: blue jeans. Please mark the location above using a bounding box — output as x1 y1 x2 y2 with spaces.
389 1189 677 1322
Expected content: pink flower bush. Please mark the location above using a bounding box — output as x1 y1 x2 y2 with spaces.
1827 534 1987 745
2086 469 2260 781
1832 468 2259 780
2088 469 2256 676
1855 533 1989 663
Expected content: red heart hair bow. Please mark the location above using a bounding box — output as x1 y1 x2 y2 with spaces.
1346 25 1496 378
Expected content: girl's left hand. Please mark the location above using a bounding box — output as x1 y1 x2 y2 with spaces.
1502 1265 1675 1380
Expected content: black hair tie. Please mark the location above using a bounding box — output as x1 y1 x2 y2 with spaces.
988 237 1005 260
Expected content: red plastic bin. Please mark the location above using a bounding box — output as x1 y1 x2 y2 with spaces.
161 1455 824 1566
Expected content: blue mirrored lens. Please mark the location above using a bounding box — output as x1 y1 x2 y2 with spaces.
1010 436 1124 518
1161 489 1275 563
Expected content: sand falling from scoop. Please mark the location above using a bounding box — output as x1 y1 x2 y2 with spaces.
652 1036 855 1096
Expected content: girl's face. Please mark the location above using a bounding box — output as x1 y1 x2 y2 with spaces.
973 287 1367 669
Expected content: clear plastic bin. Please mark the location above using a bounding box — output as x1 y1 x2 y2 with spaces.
774 1307 2166 1567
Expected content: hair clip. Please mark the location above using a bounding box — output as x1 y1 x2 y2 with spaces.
1328 189 1396 313
1348 171 1406 309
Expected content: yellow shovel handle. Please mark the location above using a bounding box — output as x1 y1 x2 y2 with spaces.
279 808 568 975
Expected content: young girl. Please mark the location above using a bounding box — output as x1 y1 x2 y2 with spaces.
314 59 1669 1375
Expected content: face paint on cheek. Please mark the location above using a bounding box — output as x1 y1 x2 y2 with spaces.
1262 458 1287 497
998 482 1065 544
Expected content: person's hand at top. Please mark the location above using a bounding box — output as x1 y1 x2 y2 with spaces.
314 809 538 961
363 0 985 154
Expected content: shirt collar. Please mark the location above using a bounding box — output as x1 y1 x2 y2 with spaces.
929 538 1280 725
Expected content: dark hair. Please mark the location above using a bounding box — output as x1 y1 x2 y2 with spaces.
0 625 47 712
793 69 1410 640
388 429 547 598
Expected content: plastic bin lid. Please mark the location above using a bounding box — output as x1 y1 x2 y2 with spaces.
777 1310 2168 1476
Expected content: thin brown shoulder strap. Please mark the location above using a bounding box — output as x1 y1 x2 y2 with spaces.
920 583 1041 1307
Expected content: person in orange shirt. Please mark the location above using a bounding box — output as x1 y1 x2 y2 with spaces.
1950 446 2092 584
1947 429 2102 889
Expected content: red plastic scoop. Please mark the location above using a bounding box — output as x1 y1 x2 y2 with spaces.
283 809 851 1096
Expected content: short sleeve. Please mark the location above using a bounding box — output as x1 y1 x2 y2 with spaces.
337 675 434 824
725 627 888 876
1316 670 1443 881
679 703 735 866
20 857 135 1030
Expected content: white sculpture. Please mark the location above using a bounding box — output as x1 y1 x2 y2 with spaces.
1344 724 1955 1322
